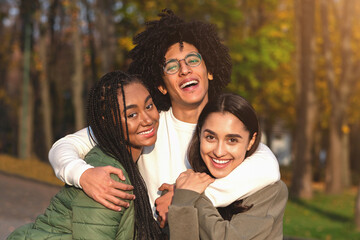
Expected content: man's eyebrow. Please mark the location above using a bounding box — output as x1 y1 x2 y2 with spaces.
144 95 152 103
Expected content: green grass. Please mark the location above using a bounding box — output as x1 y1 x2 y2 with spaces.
284 187 359 240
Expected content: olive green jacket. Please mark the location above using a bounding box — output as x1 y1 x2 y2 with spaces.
168 180 288 240
7 146 135 240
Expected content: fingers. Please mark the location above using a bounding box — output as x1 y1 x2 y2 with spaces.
111 181 134 191
95 197 123 212
158 183 174 192
157 214 167 228
80 166 136 211
108 186 136 200
104 165 126 181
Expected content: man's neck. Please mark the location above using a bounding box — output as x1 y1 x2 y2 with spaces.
171 101 208 123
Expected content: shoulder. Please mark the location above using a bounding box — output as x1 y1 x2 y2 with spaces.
85 146 124 168
243 180 288 215
84 146 131 184
248 180 288 201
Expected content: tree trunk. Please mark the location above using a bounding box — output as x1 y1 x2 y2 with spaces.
18 0 34 159
95 0 116 74
290 0 316 199
70 2 85 130
38 23 53 152
83 0 98 84
341 124 351 187
321 0 355 194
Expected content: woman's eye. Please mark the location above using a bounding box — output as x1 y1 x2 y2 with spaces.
127 112 137 118
228 138 238 143
205 135 215 141
146 103 153 110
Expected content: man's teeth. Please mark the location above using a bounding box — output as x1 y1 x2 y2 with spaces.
212 158 230 164
180 80 198 89
138 128 154 135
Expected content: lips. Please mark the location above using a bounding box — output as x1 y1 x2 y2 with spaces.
137 127 155 137
211 157 231 169
179 79 199 89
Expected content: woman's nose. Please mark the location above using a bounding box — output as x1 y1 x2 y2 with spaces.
141 113 153 125
213 141 226 158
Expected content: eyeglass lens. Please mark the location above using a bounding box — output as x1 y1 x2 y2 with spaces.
164 52 202 74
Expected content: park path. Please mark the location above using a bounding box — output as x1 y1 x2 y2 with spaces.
0 172 61 240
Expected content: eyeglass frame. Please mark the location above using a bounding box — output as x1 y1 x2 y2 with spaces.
163 52 203 75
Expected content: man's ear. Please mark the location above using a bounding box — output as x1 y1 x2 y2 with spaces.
208 72 214 81
158 85 168 95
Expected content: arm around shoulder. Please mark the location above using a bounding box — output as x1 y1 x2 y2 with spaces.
49 127 95 187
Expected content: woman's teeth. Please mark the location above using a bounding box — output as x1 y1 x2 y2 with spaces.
212 158 230 164
138 128 154 135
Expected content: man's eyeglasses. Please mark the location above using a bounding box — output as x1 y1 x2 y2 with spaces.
163 52 202 75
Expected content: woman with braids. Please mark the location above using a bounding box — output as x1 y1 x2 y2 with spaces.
7 71 164 240
168 93 288 240
48 9 280 229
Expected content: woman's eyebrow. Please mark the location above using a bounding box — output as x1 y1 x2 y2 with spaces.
203 129 242 139
226 133 242 139
203 129 216 135
124 104 137 111
124 95 152 112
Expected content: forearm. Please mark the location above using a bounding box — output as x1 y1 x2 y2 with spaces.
49 127 95 187
205 143 280 207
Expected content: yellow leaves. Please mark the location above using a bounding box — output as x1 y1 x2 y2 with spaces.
118 37 134 51
0 154 63 186
231 53 243 62
342 124 350 134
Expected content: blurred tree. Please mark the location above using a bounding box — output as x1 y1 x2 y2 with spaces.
35 0 55 153
82 0 98 84
68 0 85 130
18 0 38 159
290 0 316 199
95 0 116 74
0 1 18 154
320 0 359 194
224 0 295 148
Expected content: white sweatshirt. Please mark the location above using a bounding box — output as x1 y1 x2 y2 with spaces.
49 108 280 214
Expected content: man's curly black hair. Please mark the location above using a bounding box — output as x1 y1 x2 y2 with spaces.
128 9 232 111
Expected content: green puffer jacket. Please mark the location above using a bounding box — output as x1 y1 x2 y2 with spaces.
7 146 135 240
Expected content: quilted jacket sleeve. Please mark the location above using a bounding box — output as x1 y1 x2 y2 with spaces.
71 147 135 240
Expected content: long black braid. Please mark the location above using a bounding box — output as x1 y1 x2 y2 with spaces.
128 9 232 111
87 71 163 239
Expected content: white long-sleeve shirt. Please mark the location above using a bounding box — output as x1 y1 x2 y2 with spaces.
49 108 280 214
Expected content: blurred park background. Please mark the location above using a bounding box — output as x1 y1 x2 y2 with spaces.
0 0 360 239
